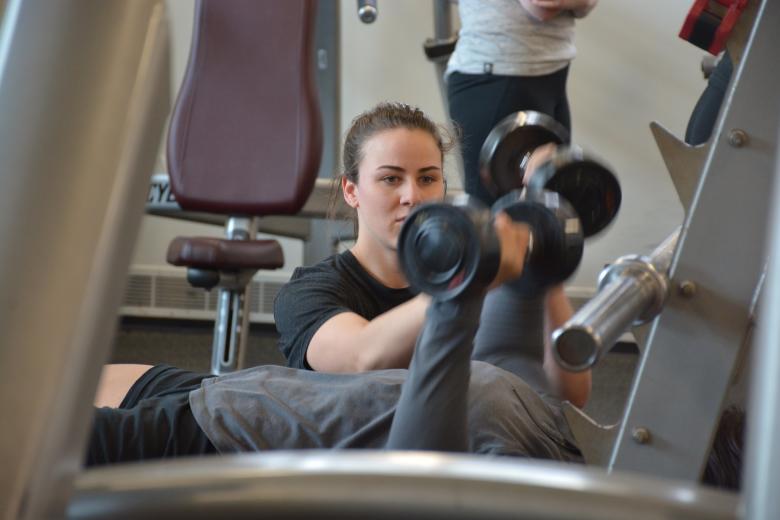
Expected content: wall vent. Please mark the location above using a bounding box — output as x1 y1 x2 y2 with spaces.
120 266 293 323
121 267 601 329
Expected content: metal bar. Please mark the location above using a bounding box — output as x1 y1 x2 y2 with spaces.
0 1 170 517
210 217 257 374
67 452 738 520
553 229 678 371
433 0 453 40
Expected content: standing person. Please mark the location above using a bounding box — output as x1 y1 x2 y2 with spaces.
446 0 597 206
273 102 590 407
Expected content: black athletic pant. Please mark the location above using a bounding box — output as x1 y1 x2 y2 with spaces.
447 67 571 206
87 365 216 466
89 294 550 462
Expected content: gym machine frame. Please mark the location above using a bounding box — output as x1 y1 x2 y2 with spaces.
554 0 778 490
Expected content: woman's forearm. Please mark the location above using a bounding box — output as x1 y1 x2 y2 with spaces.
306 294 431 372
543 285 592 407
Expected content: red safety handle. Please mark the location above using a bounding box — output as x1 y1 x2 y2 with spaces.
679 0 749 55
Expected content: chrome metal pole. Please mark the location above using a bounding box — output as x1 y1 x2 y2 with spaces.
553 229 678 371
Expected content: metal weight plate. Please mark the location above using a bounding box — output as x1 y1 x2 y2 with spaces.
398 198 500 300
492 190 584 295
479 111 570 198
527 146 621 238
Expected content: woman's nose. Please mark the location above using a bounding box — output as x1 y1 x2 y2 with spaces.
400 182 422 206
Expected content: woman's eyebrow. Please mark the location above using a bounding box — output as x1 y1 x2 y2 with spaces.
375 165 405 172
374 165 441 173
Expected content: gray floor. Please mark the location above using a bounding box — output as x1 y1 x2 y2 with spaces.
112 318 638 424
112 318 286 371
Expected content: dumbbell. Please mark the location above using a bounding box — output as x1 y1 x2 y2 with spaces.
479 110 570 198
491 184 584 295
398 184 585 300
479 111 621 238
398 115 622 299
398 195 501 300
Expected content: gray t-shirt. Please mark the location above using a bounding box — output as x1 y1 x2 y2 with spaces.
446 0 576 77
189 360 581 462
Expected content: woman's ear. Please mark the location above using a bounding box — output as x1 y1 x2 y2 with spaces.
342 175 359 209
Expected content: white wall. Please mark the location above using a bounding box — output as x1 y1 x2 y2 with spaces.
133 0 708 289
566 0 701 289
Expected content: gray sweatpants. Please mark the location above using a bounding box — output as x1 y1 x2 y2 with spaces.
387 286 547 451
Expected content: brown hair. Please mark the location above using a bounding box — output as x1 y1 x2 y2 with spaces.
702 405 745 491
328 102 455 229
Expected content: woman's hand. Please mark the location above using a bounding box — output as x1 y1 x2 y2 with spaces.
529 0 598 18
522 142 557 185
488 212 531 290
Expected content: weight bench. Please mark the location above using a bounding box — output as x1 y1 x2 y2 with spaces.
165 0 323 374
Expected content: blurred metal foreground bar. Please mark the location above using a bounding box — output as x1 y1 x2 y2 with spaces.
0 0 170 518
67 452 737 520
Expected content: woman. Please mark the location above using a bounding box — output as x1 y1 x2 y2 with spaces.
88 102 588 466
89 190 582 465
274 102 447 373
274 102 590 407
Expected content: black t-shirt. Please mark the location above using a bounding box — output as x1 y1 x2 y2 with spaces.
274 250 416 369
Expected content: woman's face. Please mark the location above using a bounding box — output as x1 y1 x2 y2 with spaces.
343 128 446 252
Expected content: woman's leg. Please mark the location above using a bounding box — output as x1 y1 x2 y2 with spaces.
88 389 216 466
386 297 484 452
88 364 216 465
94 364 154 408
472 286 550 395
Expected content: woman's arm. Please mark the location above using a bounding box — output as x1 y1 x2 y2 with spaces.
542 284 592 407
306 294 430 372
307 215 528 373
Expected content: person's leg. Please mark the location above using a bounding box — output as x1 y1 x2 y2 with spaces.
94 364 154 408
386 297 484 452
88 364 217 465
551 66 571 134
87 389 217 466
471 285 550 395
502 67 570 133
117 364 213 408
447 72 509 206
447 68 572 207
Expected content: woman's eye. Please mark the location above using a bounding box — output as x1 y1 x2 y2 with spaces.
382 176 399 185
420 176 437 185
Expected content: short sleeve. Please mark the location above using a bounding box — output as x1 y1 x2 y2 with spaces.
273 265 355 369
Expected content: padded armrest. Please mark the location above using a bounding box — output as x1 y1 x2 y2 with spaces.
167 237 284 271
